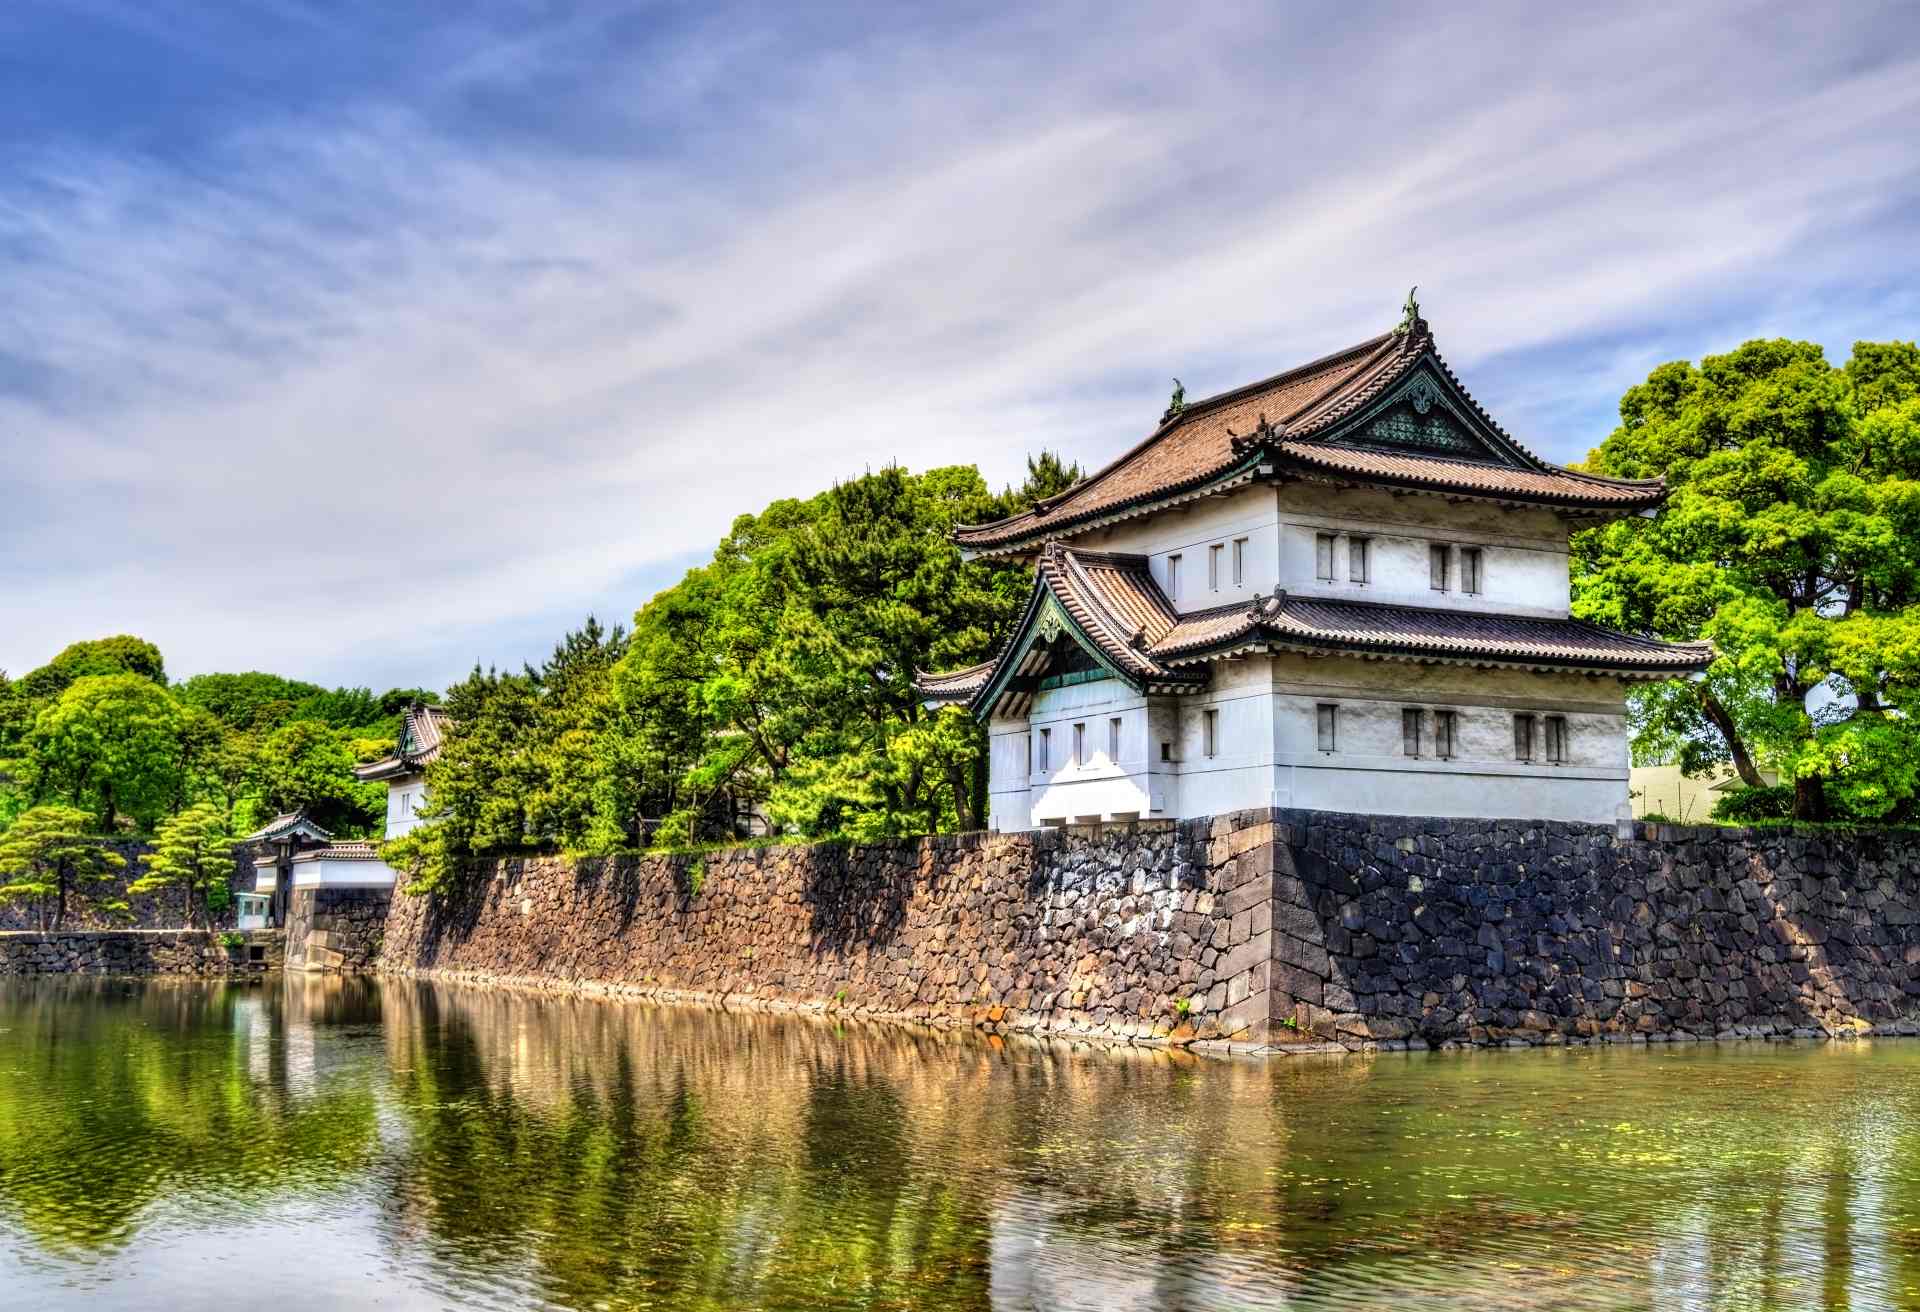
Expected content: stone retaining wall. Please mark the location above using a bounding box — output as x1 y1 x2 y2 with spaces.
376 810 1920 1053
381 813 1281 1046
286 887 391 973
0 929 284 977
1266 810 1920 1049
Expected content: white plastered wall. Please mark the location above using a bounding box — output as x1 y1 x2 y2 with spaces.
1072 484 1573 620
1265 652 1631 824
1075 486 1278 615
991 654 1633 829
385 776 428 838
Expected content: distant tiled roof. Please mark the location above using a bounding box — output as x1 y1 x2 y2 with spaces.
917 545 1713 715
955 317 1664 554
291 841 384 863
354 702 452 781
243 811 333 843
917 661 996 703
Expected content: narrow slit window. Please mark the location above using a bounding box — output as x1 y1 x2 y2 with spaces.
1160 741 1172 762
1026 733 1034 776
1167 553 1182 598
1072 722 1085 768
1108 717 1122 760
1434 709 1457 760
1037 728 1050 772
1209 543 1223 591
1316 533 1336 581
1349 536 1371 584
1545 715 1568 764
1316 703 1338 753
1430 544 1451 592
1513 713 1535 763
1232 537 1247 586
1203 708 1220 758
1402 708 1423 758
1461 547 1484 595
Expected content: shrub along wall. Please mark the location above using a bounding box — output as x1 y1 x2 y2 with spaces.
378 810 1920 1052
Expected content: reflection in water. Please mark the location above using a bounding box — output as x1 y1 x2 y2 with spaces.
0 978 1918 1310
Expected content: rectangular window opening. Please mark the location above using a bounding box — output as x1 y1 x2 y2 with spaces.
1461 547 1483 596
1545 715 1569 765
1349 536 1371 584
1037 728 1050 772
1430 544 1451 592
1316 703 1338 754
1072 722 1085 768
1203 708 1220 758
1108 717 1121 761
1232 537 1247 586
1315 533 1336 581
1402 708 1423 758
1434 709 1457 760
1513 714 1535 763
1167 553 1182 598
1209 543 1223 591
1159 741 1172 763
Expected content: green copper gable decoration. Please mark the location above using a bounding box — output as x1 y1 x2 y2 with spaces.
972 589 1148 717
1322 359 1530 467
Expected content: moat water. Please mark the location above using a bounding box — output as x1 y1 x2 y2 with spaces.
1 979 1917 1311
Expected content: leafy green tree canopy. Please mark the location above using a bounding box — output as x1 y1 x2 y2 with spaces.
1574 337 1920 820
29 674 184 831
18 636 166 701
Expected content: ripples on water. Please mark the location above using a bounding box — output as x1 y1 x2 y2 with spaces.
0 978 1916 1310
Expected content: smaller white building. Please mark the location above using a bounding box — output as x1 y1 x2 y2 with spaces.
245 703 451 922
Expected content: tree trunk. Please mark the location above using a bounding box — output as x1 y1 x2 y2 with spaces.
947 763 975 832
1794 774 1828 823
1699 691 1765 788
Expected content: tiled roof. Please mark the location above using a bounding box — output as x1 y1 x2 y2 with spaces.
917 545 1713 709
243 811 333 843
1273 443 1663 505
1232 594 1716 673
354 702 452 781
918 661 995 703
291 841 384 863
955 317 1664 552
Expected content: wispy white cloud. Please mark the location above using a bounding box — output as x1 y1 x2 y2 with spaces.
2 1 1916 688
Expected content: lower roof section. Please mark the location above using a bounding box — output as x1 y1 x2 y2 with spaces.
916 547 1714 718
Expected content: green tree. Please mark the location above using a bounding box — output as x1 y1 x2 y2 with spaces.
0 672 29 829
1574 337 1920 821
28 674 185 831
129 802 234 928
0 805 125 929
387 622 626 893
174 671 325 730
17 636 166 701
252 719 384 835
999 449 1084 510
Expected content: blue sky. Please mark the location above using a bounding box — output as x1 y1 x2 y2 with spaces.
2 1 1917 692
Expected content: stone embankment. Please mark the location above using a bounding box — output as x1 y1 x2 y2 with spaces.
382 812 1282 1046
380 809 1920 1054
1270 811 1920 1049
0 930 284 977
